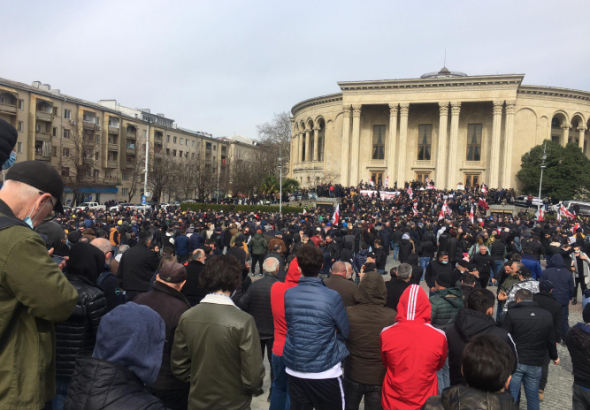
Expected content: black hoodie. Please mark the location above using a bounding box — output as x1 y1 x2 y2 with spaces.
445 308 517 386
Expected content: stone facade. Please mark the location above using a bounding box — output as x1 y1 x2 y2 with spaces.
289 68 590 190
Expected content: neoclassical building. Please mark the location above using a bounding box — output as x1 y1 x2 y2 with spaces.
289 67 590 190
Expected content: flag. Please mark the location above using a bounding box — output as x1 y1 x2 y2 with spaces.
469 205 474 224
302 208 307 215
557 211 562 222
481 184 487 194
477 198 489 210
560 205 575 220
572 223 580 234
438 208 444 220
369 179 374 187
385 175 389 188
425 177 430 185
535 208 545 221
408 187 413 199
331 203 340 226
413 201 418 216
442 200 451 215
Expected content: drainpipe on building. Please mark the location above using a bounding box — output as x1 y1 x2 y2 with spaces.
143 119 152 199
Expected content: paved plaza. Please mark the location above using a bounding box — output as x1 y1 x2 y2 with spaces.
252 257 582 410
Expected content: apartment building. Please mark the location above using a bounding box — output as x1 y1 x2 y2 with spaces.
0 77 230 203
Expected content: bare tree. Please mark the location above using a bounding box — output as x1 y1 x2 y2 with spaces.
257 112 292 174
125 151 145 203
61 122 101 205
175 155 217 201
147 156 177 202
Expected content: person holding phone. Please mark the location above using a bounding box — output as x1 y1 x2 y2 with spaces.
573 246 590 305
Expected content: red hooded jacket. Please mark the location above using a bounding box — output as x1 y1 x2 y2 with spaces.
380 284 448 410
271 258 300 356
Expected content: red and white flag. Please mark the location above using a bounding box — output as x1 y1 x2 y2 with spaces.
535 208 545 221
481 184 488 194
442 200 451 216
560 205 576 220
572 223 580 234
384 175 389 188
413 202 418 216
469 205 474 224
438 208 445 221
331 203 340 226
302 208 307 215
557 211 562 222
425 177 430 185
408 187 413 199
369 179 374 187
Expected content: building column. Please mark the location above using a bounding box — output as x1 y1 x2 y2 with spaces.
298 132 304 163
396 103 410 186
502 102 516 188
489 101 504 188
579 126 587 151
446 102 461 188
341 105 352 186
387 104 398 184
562 124 570 147
436 102 449 188
350 105 362 185
305 129 311 161
313 127 320 161
291 135 297 175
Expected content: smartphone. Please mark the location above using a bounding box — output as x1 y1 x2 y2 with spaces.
51 255 66 265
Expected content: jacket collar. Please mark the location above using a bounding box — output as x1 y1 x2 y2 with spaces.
0 198 17 219
298 276 326 286
153 281 190 307
201 293 238 307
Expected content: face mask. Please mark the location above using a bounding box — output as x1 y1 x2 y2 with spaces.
2 151 16 171
24 199 46 229
441 261 448 265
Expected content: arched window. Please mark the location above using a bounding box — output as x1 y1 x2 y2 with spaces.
551 117 561 128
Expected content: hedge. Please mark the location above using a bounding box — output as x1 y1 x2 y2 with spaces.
180 202 304 214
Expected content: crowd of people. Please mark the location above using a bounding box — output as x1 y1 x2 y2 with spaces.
1 119 590 410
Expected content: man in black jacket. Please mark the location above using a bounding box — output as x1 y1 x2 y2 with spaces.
237 257 280 402
385 263 411 311
533 280 563 401
565 304 590 410
445 288 516 386
502 289 559 409
182 249 207 306
425 251 452 295
373 239 388 274
470 244 497 289
135 262 191 410
117 230 161 301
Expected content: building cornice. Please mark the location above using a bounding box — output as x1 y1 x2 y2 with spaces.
337 74 525 92
518 84 590 103
291 92 343 116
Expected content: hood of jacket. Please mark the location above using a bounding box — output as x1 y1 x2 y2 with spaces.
92 302 165 386
253 232 264 240
285 257 301 285
354 271 386 306
436 384 517 410
66 242 106 285
453 308 497 340
395 284 431 324
437 288 465 307
549 254 565 268
407 253 419 265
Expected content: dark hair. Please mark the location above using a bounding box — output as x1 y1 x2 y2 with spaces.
296 244 324 277
438 251 449 257
462 334 515 393
462 273 477 285
361 243 369 250
138 230 152 244
467 288 495 314
199 254 242 293
515 288 533 301
374 239 382 247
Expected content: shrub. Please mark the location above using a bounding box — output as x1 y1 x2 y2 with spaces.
180 202 304 214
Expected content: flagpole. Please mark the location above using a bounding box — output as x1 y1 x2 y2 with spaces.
537 142 547 211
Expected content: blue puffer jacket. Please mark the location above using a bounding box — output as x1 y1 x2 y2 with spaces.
283 277 349 373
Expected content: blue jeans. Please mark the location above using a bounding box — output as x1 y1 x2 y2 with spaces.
561 304 570 339
509 363 542 410
419 257 431 281
393 243 399 260
269 353 290 410
436 358 450 394
494 260 504 281
51 377 70 410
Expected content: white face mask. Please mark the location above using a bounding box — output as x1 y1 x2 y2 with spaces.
24 199 46 229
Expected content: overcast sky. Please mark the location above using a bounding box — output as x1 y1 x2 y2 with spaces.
2 0 588 138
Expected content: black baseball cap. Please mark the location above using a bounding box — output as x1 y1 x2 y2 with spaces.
6 161 64 213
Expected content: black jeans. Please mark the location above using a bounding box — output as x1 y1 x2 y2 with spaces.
148 385 190 410
573 384 590 410
251 254 265 274
261 338 274 396
575 278 587 297
479 273 490 289
344 375 382 410
540 353 550 390
288 375 344 410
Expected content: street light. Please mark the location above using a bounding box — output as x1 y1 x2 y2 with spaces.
537 141 547 211
278 145 282 214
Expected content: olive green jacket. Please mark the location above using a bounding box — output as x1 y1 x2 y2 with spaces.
171 294 264 410
0 205 78 410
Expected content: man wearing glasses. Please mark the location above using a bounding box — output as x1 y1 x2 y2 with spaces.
0 160 78 410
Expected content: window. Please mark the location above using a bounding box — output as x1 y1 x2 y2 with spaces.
96 135 100 144
52 146 57 157
465 174 480 187
52 127 57 137
191 152 195 159
466 124 482 161
167 135 170 142
214 145 216 150
173 149 177 156
63 129 70 138
192 140 195 147
185 151 188 158
551 135 561 144
53 107 58 116
95 152 99 160
122 173 129 181
372 125 386 160
416 172 430 183
61 167 69 177
143 130 147 138
370 171 383 186
185 139 188 146
93 169 100 178
17 121 23 132
166 148 170 155
18 100 24 110
179 150 183 158
63 148 70 157
173 136 177 144
64 109 71 119
180 138 183 145
417 124 432 160
122 188 128 196
17 142 23 153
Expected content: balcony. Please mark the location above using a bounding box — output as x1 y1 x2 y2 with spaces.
35 132 51 142
35 153 51 161
0 102 17 115
126 146 136 155
154 134 163 142
108 143 118 151
126 132 137 140
36 111 52 122
103 175 122 185
83 121 97 130
125 162 134 169
108 126 119 134
106 160 118 169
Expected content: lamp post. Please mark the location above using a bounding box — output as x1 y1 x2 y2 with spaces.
537 142 547 211
278 145 283 214
143 117 155 200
